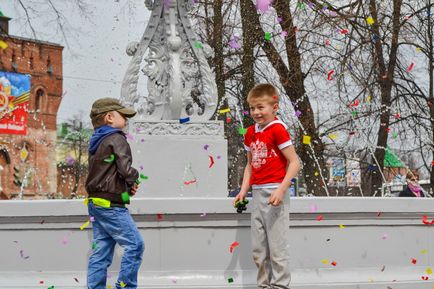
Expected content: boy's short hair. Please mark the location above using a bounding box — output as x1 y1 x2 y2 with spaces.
91 112 109 128
247 83 279 104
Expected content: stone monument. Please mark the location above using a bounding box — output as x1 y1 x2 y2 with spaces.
120 0 227 197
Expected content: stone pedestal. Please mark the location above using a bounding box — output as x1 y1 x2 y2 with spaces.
129 120 228 197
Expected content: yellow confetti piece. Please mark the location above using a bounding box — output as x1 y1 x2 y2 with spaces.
321 259 328 264
366 16 375 25
0 40 8 50
426 267 433 275
314 171 319 176
339 224 345 229
80 220 90 230
421 249 428 254
120 281 127 288
366 95 372 102
302 135 311 145
416 47 422 52
368 278 374 282
219 108 230 114
328 133 337 140
107 285 113 289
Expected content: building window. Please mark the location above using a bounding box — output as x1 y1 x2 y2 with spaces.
35 89 44 112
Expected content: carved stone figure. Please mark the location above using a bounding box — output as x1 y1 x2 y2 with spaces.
120 0 217 121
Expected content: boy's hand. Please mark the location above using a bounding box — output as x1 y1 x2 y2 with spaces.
268 189 285 206
130 183 139 196
234 191 247 206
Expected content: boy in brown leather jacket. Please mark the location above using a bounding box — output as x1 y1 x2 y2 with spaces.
85 98 144 289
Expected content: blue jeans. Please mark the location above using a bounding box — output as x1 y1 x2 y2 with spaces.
87 201 145 289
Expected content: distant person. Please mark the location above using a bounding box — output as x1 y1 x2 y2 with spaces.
85 98 144 289
399 170 427 197
234 83 301 289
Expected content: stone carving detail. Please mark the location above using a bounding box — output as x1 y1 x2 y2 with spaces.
121 0 217 121
134 121 224 136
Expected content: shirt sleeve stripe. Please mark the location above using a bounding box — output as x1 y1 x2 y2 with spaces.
278 140 293 150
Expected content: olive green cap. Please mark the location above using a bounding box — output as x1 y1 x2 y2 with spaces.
90 98 136 118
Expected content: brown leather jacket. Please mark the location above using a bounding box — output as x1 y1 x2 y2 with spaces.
85 132 138 204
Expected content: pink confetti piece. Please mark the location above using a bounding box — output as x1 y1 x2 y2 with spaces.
256 0 272 12
310 204 318 212
203 144 209 150
228 36 241 49
382 233 388 240
281 31 288 37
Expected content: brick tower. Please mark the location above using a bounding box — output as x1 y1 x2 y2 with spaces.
0 11 63 199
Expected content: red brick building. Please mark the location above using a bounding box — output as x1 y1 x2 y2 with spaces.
0 12 63 199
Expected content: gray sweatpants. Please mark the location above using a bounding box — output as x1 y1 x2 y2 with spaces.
251 187 291 289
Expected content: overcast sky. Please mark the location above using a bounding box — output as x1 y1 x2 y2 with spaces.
3 0 150 125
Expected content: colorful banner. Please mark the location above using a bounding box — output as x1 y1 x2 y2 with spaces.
0 71 31 135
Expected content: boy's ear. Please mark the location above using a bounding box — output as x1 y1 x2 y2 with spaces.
104 112 113 124
273 103 279 113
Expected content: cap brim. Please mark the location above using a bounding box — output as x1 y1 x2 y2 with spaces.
118 107 137 117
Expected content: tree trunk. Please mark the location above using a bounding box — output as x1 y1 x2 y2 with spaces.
240 0 329 195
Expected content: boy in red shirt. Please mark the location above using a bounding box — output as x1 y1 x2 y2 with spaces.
234 83 300 289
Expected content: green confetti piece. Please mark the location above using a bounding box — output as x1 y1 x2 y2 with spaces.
238 127 247 135
104 154 115 163
91 242 97 250
392 132 398 139
121 192 130 203
227 277 234 283
351 110 357 117
264 32 272 41
194 41 202 49
47 286 54 289
140 173 148 180
297 1 306 9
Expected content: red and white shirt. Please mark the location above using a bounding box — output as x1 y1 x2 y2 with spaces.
244 118 293 188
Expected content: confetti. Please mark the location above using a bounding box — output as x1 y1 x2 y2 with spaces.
295 110 302 117
256 0 272 12
120 281 127 288
340 29 349 34
382 233 388 240
227 277 234 283
421 249 428 254
209 155 215 168
331 261 337 266
310 204 318 212
427 267 433 275
407 62 415 72
121 192 130 203
327 69 335 81
90 216 95 222
281 31 288 37
203 144 209 150
20 250 30 259
302 135 311 145
381 265 386 272
0 40 8 50
104 154 115 163
325 39 331 46
422 276 429 280
264 32 272 41
366 16 375 25
179 117 190 124
411 258 417 264
183 180 197 185
47 286 54 289
228 36 241 49
194 41 202 49
80 220 90 230
339 224 345 229
238 127 247 135
422 215 434 225
321 259 328 264
157 213 163 220
139 173 148 180
316 215 324 221
230 241 240 253
74 278 79 283
200 213 207 217
219 108 230 114
92 242 97 250
328 133 337 140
